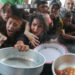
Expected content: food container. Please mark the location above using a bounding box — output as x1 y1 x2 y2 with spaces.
52 53 75 75
0 47 45 75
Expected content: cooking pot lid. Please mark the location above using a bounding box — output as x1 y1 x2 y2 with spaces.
34 43 68 64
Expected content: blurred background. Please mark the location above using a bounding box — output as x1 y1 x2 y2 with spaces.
0 0 75 9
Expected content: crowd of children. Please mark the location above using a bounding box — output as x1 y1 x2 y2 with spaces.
0 0 75 51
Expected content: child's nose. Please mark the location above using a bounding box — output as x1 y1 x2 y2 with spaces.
8 24 13 30
53 9 56 12
34 26 38 32
4 13 8 16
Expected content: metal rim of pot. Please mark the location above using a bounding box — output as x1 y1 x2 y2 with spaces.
0 47 46 69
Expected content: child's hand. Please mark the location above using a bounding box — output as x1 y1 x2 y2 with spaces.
50 13 56 19
61 29 65 34
49 38 58 43
14 40 29 51
70 32 75 35
0 33 7 46
25 31 40 47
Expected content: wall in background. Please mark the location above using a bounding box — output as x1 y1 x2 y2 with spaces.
60 0 65 7
24 0 31 4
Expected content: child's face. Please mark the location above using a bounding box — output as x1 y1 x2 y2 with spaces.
1 6 12 22
50 5 60 17
64 17 72 26
6 17 22 37
38 4 48 13
31 19 44 37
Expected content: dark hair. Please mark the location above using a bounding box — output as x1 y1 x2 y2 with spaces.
35 0 48 7
51 3 61 9
1 2 29 20
1 2 12 11
64 12 72 18
29 12 49 31
11 5 24 19
1 2 23 19
50 0 61 9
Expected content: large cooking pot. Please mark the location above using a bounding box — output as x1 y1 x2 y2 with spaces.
52 53 75 75
0 47 45 75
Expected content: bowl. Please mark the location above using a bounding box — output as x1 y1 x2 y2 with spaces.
52 53 75 75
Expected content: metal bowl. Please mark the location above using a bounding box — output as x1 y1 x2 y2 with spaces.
0 47 45 75
52 53 75 75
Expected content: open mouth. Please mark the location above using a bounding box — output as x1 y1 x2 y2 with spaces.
5 17 9 20
7 30 14 36
8 30 13 33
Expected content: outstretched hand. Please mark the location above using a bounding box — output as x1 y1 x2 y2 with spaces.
14 40 29 51
25 31 40 47
0 33 7 46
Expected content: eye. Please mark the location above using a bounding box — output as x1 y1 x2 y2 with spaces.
33 24 37 26
67 3 70 5
13 23 18 27
38 25 43 28
71 3 74 6
3 10 5 13
9 21 12 25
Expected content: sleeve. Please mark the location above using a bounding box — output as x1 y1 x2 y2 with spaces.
16 33 29 44
44 14 53 25
58 18 63 31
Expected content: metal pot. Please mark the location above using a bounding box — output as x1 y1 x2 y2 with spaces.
0 47 45 75
52 53 75 75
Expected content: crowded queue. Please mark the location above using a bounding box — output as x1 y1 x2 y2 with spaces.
0 0 75 51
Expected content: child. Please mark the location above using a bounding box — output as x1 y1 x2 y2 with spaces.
0 3 13 33
49 2 63 35
35 0 53 25
0 3 13 44
23 13 51 49
1 14 29 51
0 4 29 51
60 12 75 43
0 2 29 32
24 1 53 47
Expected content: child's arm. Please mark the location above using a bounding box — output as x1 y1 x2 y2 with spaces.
61 29 75 40
0 33 7 46
24 22 40 47
24 21 30 33
70 32 75 35
70 24 75 29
